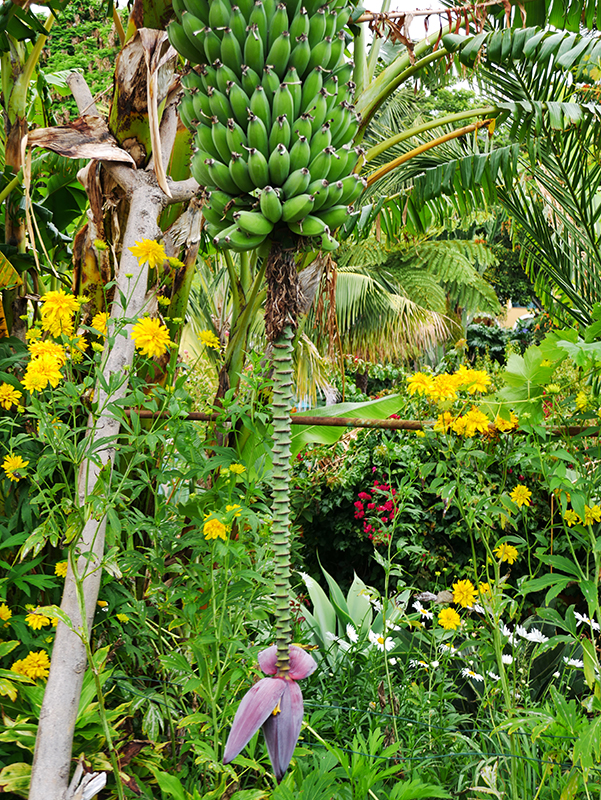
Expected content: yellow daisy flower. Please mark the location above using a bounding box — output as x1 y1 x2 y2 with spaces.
40 290 79 337
438 607 461 630
2 453 29 482
199 329 221 350
28 340 67 367
22 354 63 392
510 484 532 508
203 518 228 541
116 613 130 623
22 650 50 680
406 372 434 396
91 312 109 335
0 603 12 624
131 317 173 358
25 610 51 630
493 542 519 564
584 505 601 525
452 579 477 608
0 383 22 410
129 239 167 269
229 463 246 474
563 509 581 527
54 561 68 578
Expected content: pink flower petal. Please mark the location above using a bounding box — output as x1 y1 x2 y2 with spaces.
223 677 285 765
262 681 304 781
258 645 317 680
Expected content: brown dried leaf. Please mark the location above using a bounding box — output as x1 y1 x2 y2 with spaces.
27 116 136 164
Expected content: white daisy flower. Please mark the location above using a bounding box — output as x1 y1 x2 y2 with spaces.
461 667 484 682
439 643 458 656
472 604 485 614
430 660 440 668
346 623 359 643
409 659 429 668
385 619 402 632
563 657 584 668
575 611 600 632
412 601 433 620
487 671 500 681
523 627 549 643
502 654 513 664
389 657 397 666
368 630 394 651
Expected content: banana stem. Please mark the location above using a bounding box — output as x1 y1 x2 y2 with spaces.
271 325 294 674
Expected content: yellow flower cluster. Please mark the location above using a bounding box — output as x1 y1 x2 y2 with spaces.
25 610 51 630
0 382 22 410
131 317 173 359
40 290 80 337
493 542 519 564
564 504 601 527
91 312 109 336
0 602 12 625
494 411 519 432
11 650 50 680
407 366 492 402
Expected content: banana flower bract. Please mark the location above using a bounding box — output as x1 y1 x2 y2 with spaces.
223 644 317 781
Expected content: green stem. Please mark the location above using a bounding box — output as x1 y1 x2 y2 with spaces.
364 107 498 163
271 325 295 674
366 0 392 81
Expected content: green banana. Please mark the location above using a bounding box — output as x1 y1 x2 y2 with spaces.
338 173 366 205
328 30 346 71
322 179 344 207
316 204 349 230
241 64 262 95
272 83 295 122
289 134 311 170
225 227 268 251
249 1 268 48
221 29 244 78
212 223 239 249
178 94 197 129
234 209 275 235
282 192 315 222
269 114 292 150
216 57 240 94
247 147 270 188
196 120 220 158
268 3 289 48
301 66 323 113
288 33 311 75
288 214 328 236
309 122 332 162
289 6 309 40
320 231 340 251
266 31 291 79
291 112 313 141
226 119 249 157
308 178 330 210
192 90 212 122
309 146 339 180
244 24 265 74
247 112 270 158
262 65 281 102
202 202 227 226
268 143 291 186
207 158 241 195
203 26 223 64
282 167 311 198
285 67 302 118
260 185 283 222
207 85 231 125
229 5 248 47
327 145 352 181
308 6 326 48
181 70 204 92
324 7 337 38
306 36 332 74
309 88 329 133
332 59 353 84
230 152 256 193
237 0 254 19
227 81 251 128
168 19 204 64
191 152 214 186
250 84 272 130
212 118 233 164
209 0 231 29
208 190 237 217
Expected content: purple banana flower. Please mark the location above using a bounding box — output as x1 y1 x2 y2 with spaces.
223 644 317 781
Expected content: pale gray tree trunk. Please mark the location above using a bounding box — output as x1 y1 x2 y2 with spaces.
29 73 198 800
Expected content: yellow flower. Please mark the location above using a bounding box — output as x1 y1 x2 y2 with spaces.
2 453 29 482
450 415 467 435
493 542 519 564
464 370 492 394
16 650 50 680
25 610 51 630
229 463 246 475
415 430 426 437
116 613 130 623
72 335 88 353
54 561 68 578
199 329 221 350
584 505 601 525
131 317 173 358
478 582 491 596
28 340 67 366
406 372 434 396
452 579 477 608
462 407 491 437
510 484 532 508
25 327 42 342
495 412 519 432
0 382 22 411
91 312 109 335
427 373 458 403
564 509 581 527
97 600 108 608
203 518 228 541
40 290 79 337
226 504 242 518
0 603 12 625
438 607 461 630
434 412 455 433
129 239 167 268
22 353 63 392
91 342 105 353
575 391 588 410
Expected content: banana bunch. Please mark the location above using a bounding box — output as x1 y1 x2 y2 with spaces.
168 0 366 252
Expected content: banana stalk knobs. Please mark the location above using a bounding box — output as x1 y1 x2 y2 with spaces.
170 0 366 252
